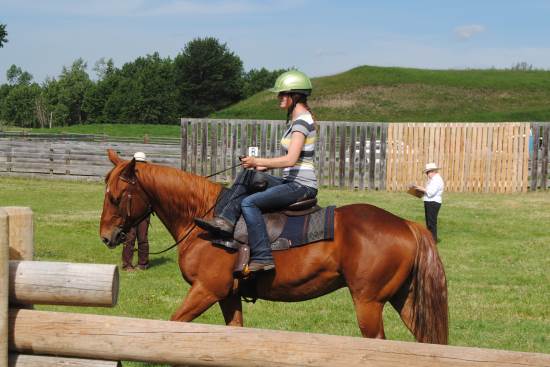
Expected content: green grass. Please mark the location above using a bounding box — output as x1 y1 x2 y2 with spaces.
1 177 549 366
3 123 181 139
214 65 550 122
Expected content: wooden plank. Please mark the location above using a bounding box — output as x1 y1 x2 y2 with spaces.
317 122 327 187
191 120 197 174
9 354 120 367
510 124 520 192
240 120 248 159
180 118 188 170
9 261 118 307
231 121 239 181
521 123 530 192
530 124 540 190
338 123 346 189
480 125 488 193
369 124 377 190
472 124 480 192
359 124 368 190
501 124 510 193
200 120 208 176
260 121 268 158
10 309 550 367
379 124 388 191
348 124 356 189
0 209 7 367
541 125 549 190
210 121 218 179
329 122 336 187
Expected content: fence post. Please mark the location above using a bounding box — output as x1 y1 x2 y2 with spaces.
2 207 33 261
0 208 8 367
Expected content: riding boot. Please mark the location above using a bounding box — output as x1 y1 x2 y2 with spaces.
248 241 275 272
194 216 235 237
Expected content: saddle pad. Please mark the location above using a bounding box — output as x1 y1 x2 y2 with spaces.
273 206 335 250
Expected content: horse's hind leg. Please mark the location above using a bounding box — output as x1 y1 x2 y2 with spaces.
219 294 243 326
170 282 219 322
352 298 386 338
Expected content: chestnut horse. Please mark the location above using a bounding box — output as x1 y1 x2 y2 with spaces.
99 149 448 344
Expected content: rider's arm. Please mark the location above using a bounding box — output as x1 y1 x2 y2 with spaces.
242 132 305 169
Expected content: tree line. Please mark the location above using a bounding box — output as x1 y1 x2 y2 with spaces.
0 34 286 127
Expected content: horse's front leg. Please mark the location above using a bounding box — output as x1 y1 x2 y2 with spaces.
170 281 220 322
219 293 243 326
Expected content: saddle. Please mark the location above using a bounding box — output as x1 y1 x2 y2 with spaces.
202 198 335 277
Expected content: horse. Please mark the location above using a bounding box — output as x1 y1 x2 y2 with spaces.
99 149 448 344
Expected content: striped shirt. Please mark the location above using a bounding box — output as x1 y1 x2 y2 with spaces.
280 112 317 189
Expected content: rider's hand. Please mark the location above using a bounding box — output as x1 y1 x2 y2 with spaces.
241 155 257 169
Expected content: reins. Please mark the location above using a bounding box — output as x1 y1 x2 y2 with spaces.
124 161 243 256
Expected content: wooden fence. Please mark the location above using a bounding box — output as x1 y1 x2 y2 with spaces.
181 118 388 190
0 133 181 180
1 121 549 192
385 123 531 193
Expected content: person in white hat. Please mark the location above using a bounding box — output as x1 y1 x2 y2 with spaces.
122 152 150 270
133 151 147 162
414 162 444 243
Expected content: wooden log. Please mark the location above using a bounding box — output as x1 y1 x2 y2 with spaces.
8 261 118 307
8 354 120 367
2 207 33 261
0 209 8 367
9 309 550 367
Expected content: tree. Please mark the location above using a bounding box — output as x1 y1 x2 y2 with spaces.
0 83 41 127
242 67 288 97
0 24 7 48
56 58 93 125
6 64 33 85
174 37 244 117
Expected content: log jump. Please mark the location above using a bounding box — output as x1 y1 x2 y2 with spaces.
2 207 550 367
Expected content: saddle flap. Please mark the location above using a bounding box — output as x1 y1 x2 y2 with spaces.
233 213 287 244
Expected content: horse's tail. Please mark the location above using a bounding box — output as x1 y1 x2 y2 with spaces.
406 221 448 344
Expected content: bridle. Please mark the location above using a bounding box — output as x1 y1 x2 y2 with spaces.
116 174 153 240
111 160 243 255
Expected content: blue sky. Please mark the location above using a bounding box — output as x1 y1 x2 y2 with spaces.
1 0 550 84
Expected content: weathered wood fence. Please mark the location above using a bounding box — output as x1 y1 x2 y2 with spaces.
180 119 387 190
0 132 180 179
1 121 549 192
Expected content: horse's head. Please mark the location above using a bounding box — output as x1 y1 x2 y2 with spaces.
99 149 152 249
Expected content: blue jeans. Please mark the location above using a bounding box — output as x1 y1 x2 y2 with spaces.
219 170 317 263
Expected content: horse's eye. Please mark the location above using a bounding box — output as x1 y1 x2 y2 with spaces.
109 193 120 205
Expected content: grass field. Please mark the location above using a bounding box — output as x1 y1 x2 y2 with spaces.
214 65 550 122
1 176 549 366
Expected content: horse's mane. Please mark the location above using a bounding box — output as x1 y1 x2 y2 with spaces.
110 160 223 223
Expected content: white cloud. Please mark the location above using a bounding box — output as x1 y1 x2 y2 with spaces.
454 24 486 40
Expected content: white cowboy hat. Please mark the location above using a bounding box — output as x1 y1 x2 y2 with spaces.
423 162 440 173
133 152 147 162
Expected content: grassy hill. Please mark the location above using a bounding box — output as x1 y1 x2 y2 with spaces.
214 65 550 122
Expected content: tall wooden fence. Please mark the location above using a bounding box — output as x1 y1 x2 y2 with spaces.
181 119 388 190
385 123 531 193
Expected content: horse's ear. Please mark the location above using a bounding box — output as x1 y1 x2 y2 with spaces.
120 158 137 182
107 149 123 166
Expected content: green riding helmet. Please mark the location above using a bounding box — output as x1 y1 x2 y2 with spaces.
270 70 312 96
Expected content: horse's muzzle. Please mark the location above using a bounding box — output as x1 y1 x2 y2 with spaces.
101 227 125 249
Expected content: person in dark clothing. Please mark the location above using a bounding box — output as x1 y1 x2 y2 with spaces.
121 152 151 271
